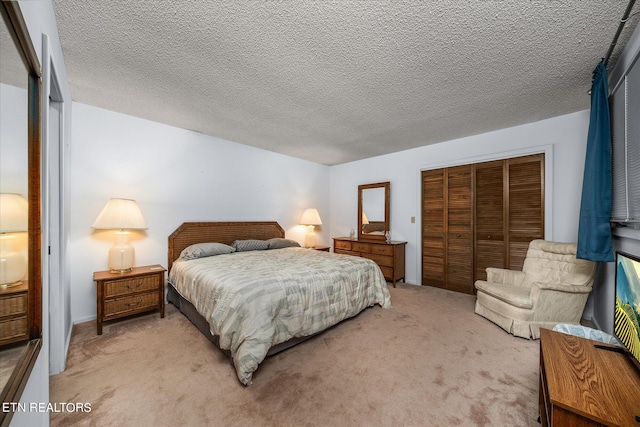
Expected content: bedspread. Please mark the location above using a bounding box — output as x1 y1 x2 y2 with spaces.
169 247 391 384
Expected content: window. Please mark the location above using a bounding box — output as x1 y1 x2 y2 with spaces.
610 54 640 228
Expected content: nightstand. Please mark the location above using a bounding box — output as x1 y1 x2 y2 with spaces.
94 265 166 335
313 245 330 252
0 282 29 346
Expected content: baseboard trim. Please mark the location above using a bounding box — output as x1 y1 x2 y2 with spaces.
73 314 97 325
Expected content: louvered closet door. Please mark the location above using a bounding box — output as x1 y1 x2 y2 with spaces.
507 154 544 270
446 165 474 293
474 160 505 282
421 154 544 295
422 169 445 288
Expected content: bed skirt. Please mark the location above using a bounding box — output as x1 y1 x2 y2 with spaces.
166 283 315 358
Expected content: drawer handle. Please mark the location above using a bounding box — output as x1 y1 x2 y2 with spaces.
124 299 142 307
124 281 143 290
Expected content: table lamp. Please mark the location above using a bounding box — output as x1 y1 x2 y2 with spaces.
0 193 28 287
300 208 322 248
361 211 369 232
92 198 147 273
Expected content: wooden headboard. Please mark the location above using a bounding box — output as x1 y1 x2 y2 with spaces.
167 221 285 271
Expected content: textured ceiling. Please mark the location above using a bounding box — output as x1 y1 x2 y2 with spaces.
52 1 640 165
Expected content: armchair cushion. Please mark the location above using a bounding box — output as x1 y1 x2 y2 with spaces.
474 281 532 309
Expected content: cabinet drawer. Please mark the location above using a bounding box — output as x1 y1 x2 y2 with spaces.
370 244 393 256
378 266 393 279
363 253 393 267
104 275 159 298
104 292 159 318
335 240 352 250
335 249 359 256
0 293 28 318
0 316 28 342
353 242 371 252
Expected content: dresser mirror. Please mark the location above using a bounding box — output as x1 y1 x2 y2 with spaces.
358 182 390 241
0 3 42 422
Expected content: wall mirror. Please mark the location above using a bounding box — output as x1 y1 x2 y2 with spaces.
0 3 42 424
358 182 390 241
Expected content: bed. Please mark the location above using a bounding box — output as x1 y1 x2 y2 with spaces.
167 222 391 385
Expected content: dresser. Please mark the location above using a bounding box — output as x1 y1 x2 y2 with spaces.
0 282 29 346
94 265 166 335
333 237 406 286
539 328 640 426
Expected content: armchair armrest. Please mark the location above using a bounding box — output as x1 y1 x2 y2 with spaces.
486 268 526 286
532 281 592 294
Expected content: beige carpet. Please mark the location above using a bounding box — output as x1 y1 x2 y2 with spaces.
50 284 540 426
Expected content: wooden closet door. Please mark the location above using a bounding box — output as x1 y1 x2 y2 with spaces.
421 153 544 295
474 160 505 283
446 165 474 293
507 154 544 270
422 169 445 288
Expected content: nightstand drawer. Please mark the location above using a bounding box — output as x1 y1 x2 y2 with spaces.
370 244 394 256
0 293 28 318
335 240 352 250
104 275 159 298
0 317 28 343
104 292 159 318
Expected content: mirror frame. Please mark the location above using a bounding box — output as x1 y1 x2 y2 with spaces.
358 182 390 241
0 3 42 425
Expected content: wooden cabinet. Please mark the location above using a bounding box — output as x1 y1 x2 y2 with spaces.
94 265 166 335
333 237 406 287
422 154 544 294
0 282 29 346
539 328 640 426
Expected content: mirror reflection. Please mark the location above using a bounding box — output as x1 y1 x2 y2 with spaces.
0 11 30 394
358 182 390 241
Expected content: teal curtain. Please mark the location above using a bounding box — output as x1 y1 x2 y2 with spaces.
577 60 614 262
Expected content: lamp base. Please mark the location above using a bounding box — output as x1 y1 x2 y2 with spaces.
108 231 135 273
0 235 27 287
304 225 316 248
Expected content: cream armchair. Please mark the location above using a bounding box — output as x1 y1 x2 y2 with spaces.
474 240 596 339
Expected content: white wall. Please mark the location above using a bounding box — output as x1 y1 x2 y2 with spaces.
69 103 330 323
330 110 591 286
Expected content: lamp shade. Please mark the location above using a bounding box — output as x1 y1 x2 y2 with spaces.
92 198 147 230
0 193 28 233
362 211 369 225
300 208 322 226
